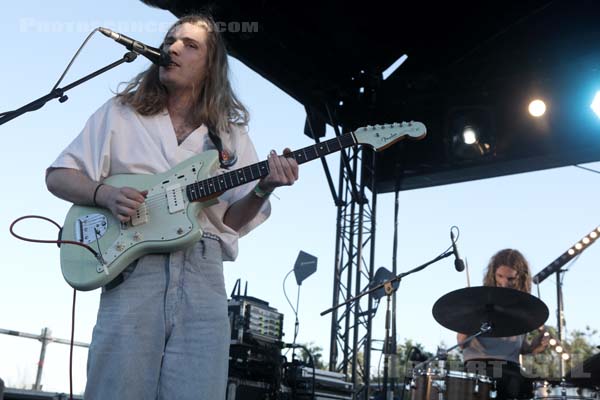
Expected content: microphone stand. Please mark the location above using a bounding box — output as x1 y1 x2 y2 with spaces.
387 158 404 400
320 250 455 397
382 284 395 400
321 251 455 317
0 51 139 126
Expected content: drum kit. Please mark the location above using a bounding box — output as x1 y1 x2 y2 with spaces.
407 286 600 400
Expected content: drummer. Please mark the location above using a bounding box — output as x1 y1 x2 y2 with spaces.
457 249 549 400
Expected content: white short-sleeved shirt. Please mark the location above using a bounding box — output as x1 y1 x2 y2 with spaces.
49 97 270 261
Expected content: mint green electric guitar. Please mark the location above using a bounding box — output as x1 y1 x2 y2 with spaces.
60 122 426 290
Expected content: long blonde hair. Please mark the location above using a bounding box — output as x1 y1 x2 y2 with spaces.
483 248 532 293
117 14 249 135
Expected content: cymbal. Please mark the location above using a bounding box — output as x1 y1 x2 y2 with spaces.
432 286 549 337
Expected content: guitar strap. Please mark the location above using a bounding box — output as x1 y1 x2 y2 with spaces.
207 128 237 169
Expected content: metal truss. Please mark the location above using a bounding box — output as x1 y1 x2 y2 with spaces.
327 142 378 400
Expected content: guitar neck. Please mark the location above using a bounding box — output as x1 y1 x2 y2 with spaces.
186 132 356 201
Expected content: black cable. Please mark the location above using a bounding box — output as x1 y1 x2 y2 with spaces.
450 225 460 243
285 343 316 400
283 269 297 314
51 28 100 91
283 268 303 363
69 289 76 400
10 215 88 400
0 28 100 116
9 215 100 258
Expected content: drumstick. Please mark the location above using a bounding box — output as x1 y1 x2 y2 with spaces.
465 258 471 287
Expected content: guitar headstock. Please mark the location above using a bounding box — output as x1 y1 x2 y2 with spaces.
353 121 426 151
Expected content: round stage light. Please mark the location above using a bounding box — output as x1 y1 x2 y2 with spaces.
591 92 600 118
555 345 563 353
462 126 477 144
528 99 546 117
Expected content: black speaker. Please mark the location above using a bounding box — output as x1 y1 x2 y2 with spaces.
226 378 274 400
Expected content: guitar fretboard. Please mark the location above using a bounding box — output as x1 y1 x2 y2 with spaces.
186 132 356 201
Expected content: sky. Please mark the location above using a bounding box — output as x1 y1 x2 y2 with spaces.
1 0 599 395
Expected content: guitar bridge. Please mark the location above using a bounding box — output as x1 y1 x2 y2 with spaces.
75 213 108 244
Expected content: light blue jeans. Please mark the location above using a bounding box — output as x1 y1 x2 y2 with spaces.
84 237 229 399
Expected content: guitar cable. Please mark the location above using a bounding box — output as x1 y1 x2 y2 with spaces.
9 214 91 400
9 215 101 256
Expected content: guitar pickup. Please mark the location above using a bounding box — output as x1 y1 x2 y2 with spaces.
131 202 148 226
165 184 185 214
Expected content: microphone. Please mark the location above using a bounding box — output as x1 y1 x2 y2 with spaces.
409 347 427 362
450 230 465 272
98 27 171 66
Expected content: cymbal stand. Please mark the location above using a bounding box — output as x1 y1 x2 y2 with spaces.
412 322 493 372
556 269 567 377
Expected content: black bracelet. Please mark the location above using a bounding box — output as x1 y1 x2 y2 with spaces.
93 183 105 206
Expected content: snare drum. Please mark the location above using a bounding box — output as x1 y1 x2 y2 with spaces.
533 380 599 399
411 369 496 400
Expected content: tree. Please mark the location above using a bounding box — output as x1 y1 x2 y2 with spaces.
522 325 598 381
296 341 327 370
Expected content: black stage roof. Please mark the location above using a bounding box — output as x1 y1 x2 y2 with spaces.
143 0 600 192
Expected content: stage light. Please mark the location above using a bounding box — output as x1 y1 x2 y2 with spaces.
555 345 563 353
462 126 477 144
528 99 546 117
447 107 495 161
591 92 600 118
534 225 600 284
382 54 408 80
